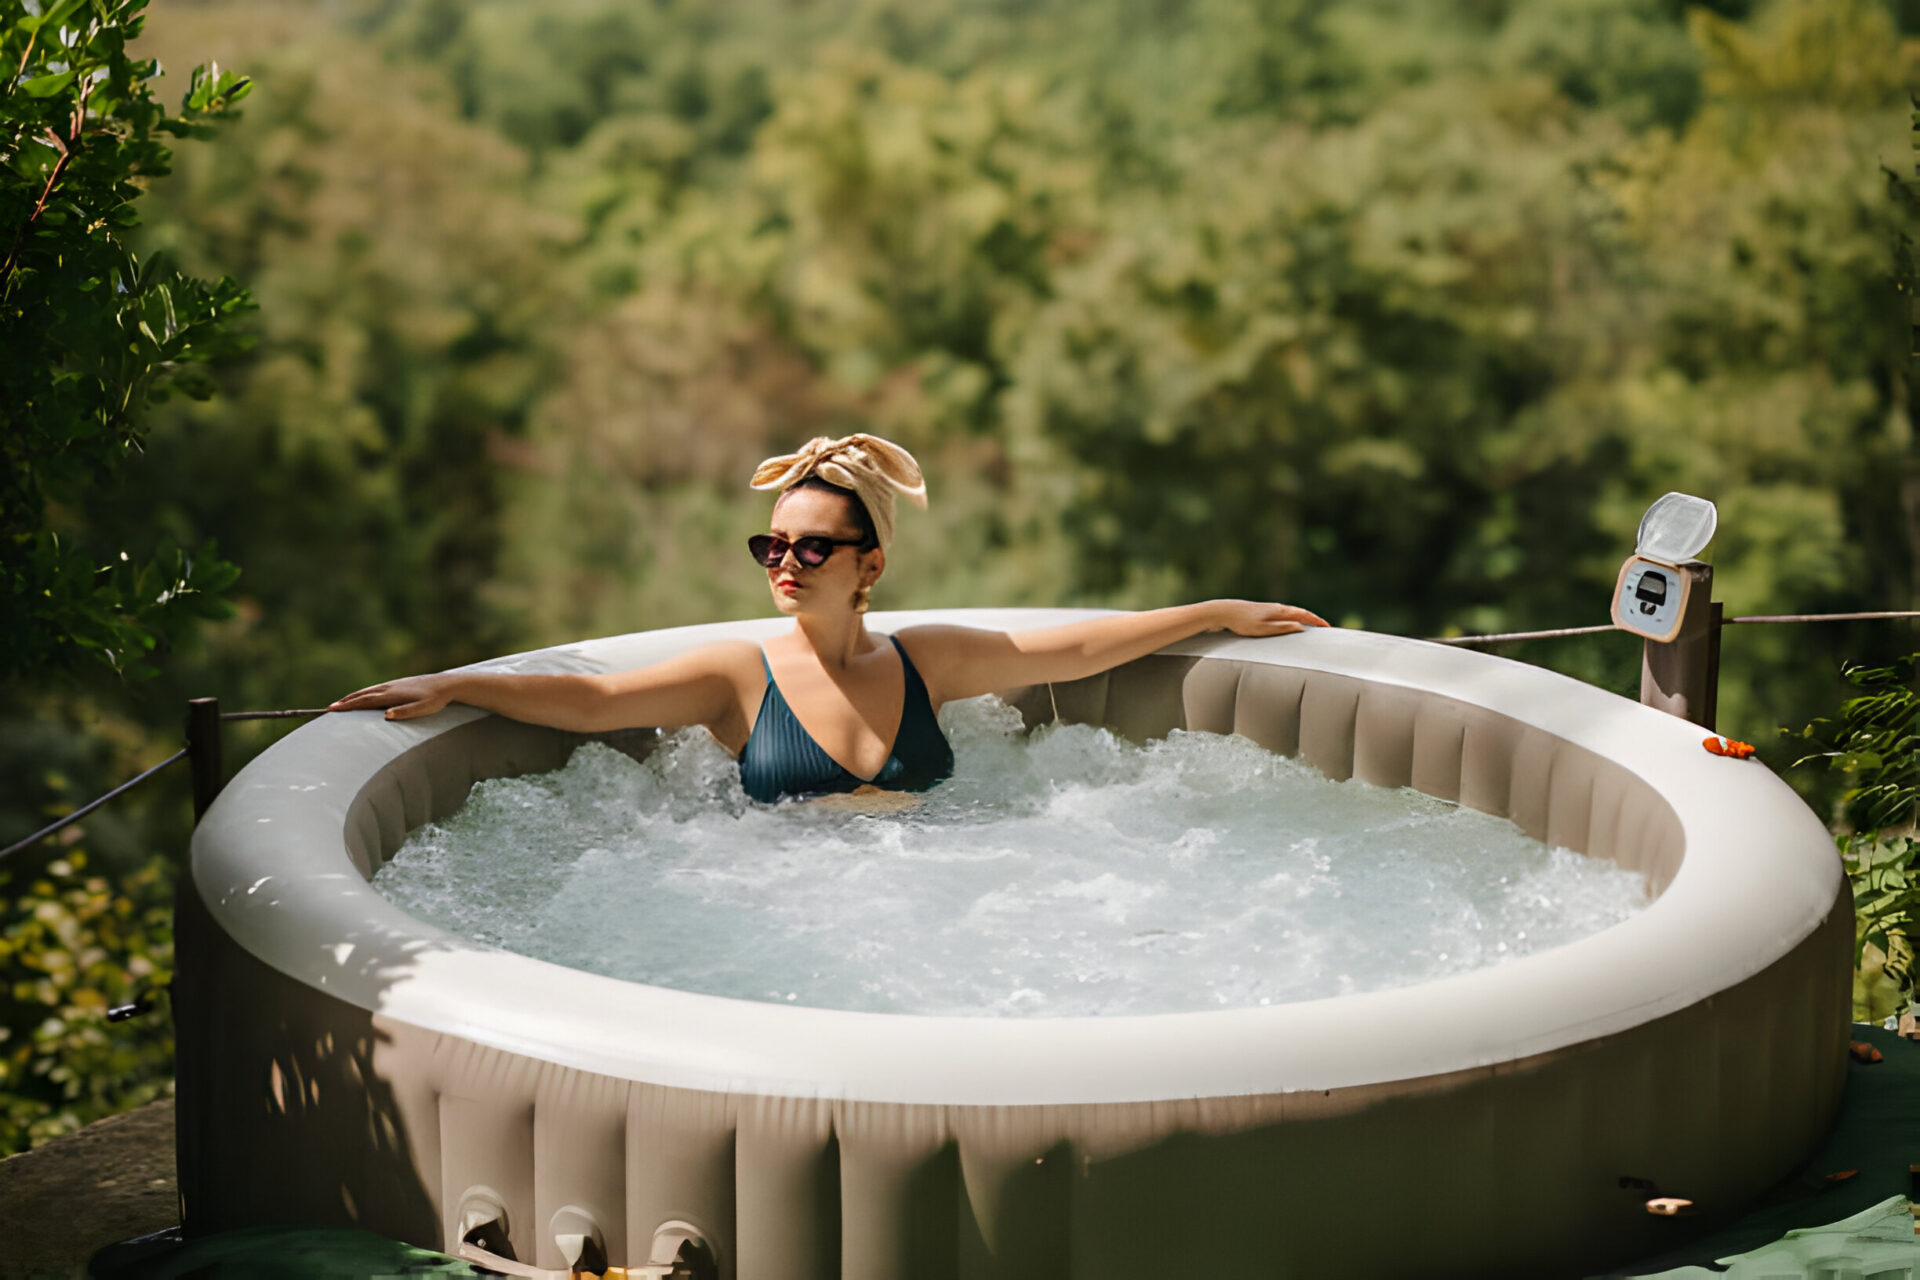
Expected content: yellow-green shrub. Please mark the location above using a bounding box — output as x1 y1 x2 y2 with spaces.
0 851 175 1154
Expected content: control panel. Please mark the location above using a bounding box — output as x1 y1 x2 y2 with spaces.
1611 555 1691 643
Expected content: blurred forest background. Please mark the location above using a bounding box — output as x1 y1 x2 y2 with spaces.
3 0 1916 1148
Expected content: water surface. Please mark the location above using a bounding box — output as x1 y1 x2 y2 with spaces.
372 697 1648 1016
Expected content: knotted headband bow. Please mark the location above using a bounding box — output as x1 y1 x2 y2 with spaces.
749 433 928 550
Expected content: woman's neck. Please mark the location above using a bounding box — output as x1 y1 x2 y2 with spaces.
792 610 875 670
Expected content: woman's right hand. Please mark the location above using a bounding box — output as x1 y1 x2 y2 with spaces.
328 674 460 721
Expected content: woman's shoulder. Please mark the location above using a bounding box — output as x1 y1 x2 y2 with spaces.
688 638 766 676
890 623 1000 651
887 625 1012 698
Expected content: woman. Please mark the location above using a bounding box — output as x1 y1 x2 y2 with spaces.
329 434 1328 802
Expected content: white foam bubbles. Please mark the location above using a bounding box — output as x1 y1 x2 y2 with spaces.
371 696 1649 1016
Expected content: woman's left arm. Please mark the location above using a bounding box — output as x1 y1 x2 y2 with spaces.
898 601 1329 705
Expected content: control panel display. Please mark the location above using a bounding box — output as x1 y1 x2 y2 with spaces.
1611 556 1690 642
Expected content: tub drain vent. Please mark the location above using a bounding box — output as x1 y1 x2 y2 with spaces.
549 1205 608 1275
455 1185 514 1262
633 1220 717 1280
455 1185 580 1279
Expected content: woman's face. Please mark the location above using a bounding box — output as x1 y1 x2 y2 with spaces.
764 487 883 617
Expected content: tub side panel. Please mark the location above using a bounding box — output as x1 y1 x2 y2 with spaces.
1458 714 1521 820
1046 671 1111 730
1100 655 1199 745
835 1104 961 1280
1545 742 1597 853
1179 657 1245 736
532 1066 630 1270
734 1094 841 1280
1505 728 1555 843
437 1093 534 1261
948 1107 1075 1280
628 1086 739 1280
1584 764 1633 873
1295 673 1362 781
1609 788 1689 895
1409 700 1468 803
1230 663 1308 757
1351 684 1420 789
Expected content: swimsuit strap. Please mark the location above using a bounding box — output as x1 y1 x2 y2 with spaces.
884 635 951 771
886 634 916 684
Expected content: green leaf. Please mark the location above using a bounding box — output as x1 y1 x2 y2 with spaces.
182 63 250 113
21 69 80 98
40 0 89 33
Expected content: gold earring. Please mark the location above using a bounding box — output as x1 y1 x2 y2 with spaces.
854 583 872 614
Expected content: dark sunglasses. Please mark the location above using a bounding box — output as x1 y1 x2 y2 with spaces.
748 533 869 569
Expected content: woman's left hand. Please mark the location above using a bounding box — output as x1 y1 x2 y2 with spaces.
1207 599 1330 636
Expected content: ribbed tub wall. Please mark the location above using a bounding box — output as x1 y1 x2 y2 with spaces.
415 1063 1049 1279
412 1057 1197 1280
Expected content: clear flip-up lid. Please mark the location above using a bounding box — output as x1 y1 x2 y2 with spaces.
1635 493 1717 565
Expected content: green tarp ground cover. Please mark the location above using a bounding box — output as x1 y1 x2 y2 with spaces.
1633 1196 1918 1279
89 1224 483 1279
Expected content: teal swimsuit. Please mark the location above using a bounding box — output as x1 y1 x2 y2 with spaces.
739 636 954 803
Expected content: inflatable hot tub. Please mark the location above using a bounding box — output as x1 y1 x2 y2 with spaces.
174 609 1850 1279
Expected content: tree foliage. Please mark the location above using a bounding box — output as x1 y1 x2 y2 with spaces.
0 851 173 1151
100 0 1913 702
0 0 252 682
0 0 250 1154
1791 656 1920 1019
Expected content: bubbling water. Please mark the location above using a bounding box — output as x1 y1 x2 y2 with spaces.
372 697 1649 1017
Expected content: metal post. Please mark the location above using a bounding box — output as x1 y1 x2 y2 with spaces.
186 697 223 822
1702 600 1723 733
1640 562 1719 729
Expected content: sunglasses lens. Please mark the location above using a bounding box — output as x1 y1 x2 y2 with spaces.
751 535 856 568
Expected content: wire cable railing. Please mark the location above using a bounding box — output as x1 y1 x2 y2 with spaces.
1431 610 1920 647
1 702 329 863
219 708 333 721
0 748 189 862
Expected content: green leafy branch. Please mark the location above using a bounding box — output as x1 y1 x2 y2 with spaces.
1790 656 1920 1007
1 0 255 683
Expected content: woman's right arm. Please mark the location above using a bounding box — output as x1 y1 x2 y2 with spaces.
327 641 761 736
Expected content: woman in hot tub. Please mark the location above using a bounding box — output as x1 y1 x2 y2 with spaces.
329 434 1327 803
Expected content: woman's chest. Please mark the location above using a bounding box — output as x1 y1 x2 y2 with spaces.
770 666 905 781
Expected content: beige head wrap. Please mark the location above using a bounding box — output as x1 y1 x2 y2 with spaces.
750 433 927 550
